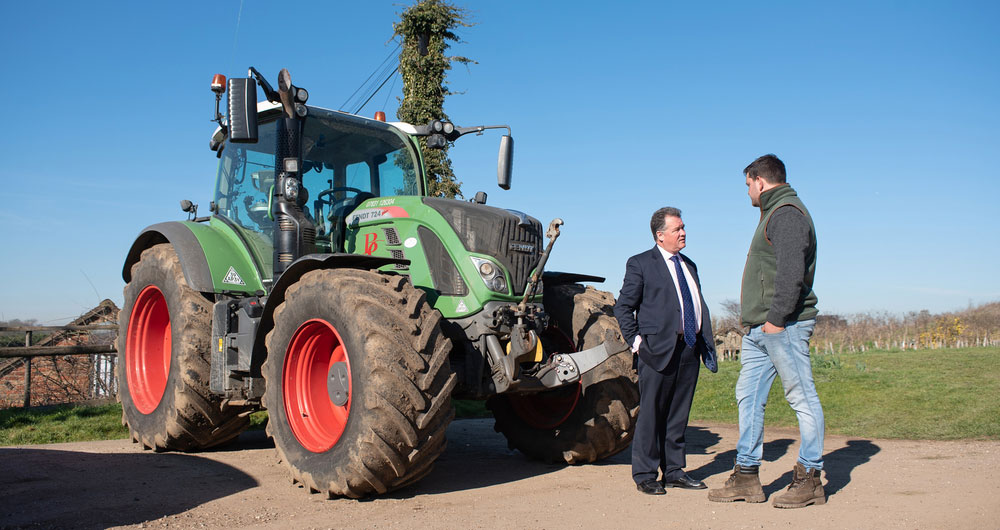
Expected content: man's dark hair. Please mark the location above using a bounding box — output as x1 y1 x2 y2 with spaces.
744 154 786 184
650 206 682 238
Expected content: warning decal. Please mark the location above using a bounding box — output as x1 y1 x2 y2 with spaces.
223 266 246 286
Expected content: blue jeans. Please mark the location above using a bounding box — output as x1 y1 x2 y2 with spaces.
735 319 824 470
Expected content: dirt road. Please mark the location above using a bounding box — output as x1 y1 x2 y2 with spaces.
2 419 997 529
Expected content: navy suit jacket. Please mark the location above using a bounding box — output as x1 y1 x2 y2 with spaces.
613 246 718 373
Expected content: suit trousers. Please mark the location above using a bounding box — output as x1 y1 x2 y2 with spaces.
632 335 701 484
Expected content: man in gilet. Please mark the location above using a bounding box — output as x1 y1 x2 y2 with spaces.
708 154 826 508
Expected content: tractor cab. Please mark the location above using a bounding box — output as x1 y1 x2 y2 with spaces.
213 105 424 265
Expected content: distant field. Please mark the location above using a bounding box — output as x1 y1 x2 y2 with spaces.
691 346 1000 439
2 347 997 446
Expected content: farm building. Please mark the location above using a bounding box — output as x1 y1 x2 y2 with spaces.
0 300 118 408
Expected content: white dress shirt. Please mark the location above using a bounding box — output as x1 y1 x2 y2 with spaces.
632 246 704 353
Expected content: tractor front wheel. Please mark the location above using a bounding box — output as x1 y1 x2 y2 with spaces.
263 269 455 498
117 244 250 451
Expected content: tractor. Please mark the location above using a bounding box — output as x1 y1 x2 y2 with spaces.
117 67 638 498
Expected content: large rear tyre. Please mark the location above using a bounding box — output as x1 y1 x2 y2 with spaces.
488 284 639 463
263 269 455 498
117 244 250 451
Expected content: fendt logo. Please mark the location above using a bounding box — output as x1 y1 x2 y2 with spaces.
509 242 535 253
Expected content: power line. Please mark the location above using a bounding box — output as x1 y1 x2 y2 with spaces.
340 42 401 113
380 73 399 115
354 66 399 115
345 58 398 113
230 0 245 75
80 270 103 304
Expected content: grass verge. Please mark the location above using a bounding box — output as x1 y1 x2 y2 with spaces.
1 402 128 446
3 347 996 446
690 346 1000 439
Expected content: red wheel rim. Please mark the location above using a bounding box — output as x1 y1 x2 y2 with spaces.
508 327 582 430
126 285 171 414
283 319 352 453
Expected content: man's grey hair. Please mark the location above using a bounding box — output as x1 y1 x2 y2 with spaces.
650 207 682 238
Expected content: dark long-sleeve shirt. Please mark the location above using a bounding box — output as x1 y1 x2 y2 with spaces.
766 205 811 327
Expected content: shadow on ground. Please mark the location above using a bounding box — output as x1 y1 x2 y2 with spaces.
761 439 881 497
686 425 795 486
0 444 258 529
823 440 881 495
393 421 793 498
388 419 570 498
684 425 881 498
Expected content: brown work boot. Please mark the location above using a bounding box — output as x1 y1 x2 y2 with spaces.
772 463 826 508
707 465 766 503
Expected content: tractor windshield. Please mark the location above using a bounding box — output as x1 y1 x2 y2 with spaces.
213 110 422 253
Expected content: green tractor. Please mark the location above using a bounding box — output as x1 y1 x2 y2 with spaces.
117 68 638 498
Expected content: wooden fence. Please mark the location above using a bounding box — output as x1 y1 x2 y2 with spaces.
0 324 117 408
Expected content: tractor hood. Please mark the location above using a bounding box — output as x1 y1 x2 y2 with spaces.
422 198 543 296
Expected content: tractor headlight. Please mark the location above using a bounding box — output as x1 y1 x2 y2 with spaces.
283 177 299 200
471 257 508 294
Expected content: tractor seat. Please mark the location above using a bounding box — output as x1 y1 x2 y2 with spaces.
328 192 375 250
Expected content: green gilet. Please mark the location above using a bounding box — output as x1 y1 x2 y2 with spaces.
740 184 818 327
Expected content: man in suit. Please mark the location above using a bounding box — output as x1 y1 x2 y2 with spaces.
614 207 718 496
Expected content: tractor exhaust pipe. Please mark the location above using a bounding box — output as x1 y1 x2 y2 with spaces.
226 67 316 277
271 69 314 276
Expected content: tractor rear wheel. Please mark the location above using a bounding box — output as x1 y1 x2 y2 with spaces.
263 269 455 498
488 284 639 463
117 244 250 451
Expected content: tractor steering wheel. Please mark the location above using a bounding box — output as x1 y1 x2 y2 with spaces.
315 187 368 218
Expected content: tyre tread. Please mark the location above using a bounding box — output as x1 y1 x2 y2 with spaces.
264 269 454 498
117 244 250 452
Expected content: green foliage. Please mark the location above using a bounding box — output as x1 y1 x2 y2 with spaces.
0 319 51 346
812 353 842 370
0 333 51 346
394 0 473 198
249 410 269 431
1 403 127 446
2 401 486 446
453 398 491 418
690 347 1000 440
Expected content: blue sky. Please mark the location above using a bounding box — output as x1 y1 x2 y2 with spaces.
1 1 997 324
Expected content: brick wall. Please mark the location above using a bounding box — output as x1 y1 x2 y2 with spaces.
0 355 96 408
0 300 118 409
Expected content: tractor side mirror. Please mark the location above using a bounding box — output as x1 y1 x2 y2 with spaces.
228 78 259 143
497 135 513 190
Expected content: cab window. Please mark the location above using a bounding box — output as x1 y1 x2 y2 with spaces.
214 112 422 253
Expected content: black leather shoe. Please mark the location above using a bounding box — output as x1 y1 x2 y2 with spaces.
663 474 707 490
636 479 667 495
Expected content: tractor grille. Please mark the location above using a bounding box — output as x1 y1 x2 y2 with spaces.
382 227 401 246
389 249 407 270
418 226 468 296
423 198 542 296
496 216 543 295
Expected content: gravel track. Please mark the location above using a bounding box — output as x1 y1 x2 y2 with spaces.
2 419 997 529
